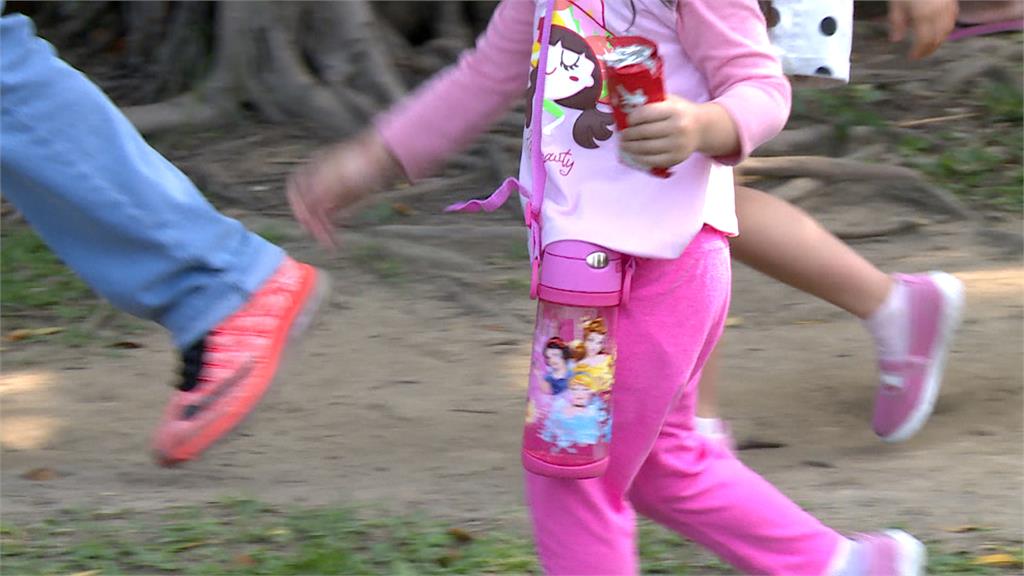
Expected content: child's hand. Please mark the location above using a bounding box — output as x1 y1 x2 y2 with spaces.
620 96 739 169
619 96 702 170
287 131 400 249
888 0 958 60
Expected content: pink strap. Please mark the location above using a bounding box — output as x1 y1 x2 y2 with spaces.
948 19 1024 41
444 177 521 213
621 257 636 305
528 0 555 222
443 177 541 299
442 2 561 302
524 1 555 298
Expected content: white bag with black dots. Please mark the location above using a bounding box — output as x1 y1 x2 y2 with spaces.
766 0 854 84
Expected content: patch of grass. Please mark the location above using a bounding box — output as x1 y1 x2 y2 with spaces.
60 325 99 348
0 501 538 575
0 222 146 348
928 546 1024 575
980 79 1024 124
255 223 292 246
498 274 531 293
1 222 96 321
349 243 406 281
908 77 1021 213
1 501 1020 575
504 240 531 262
898 133 933 156
638 522 732 574
897 122 1023 212
793 83 887 140
353 202 413 227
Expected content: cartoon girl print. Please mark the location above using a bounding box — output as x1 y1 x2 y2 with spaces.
571 317 614 393
540 373 612 452
543 337 574 395
525 24 614 149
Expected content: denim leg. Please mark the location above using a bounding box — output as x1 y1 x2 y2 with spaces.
0 13 283 348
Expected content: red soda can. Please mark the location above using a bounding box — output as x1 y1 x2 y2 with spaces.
602 36 671 179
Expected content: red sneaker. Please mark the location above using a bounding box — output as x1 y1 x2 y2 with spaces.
152 257 329 466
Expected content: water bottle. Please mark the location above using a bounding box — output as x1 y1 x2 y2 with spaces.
521 240 624 479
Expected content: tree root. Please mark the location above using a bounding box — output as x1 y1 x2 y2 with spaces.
834 218 926 240
767 178 822 203
755 126 835 156
738 156 973 219
122 91 230 135
368 224 525 243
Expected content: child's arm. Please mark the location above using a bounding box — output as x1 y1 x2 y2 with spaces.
288 1 534 248
376 0 535 181
619 0 791 169
679 0 792 165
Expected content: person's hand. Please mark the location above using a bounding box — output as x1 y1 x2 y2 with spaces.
888 0 958 60
619 95 703 170
287 131 401 249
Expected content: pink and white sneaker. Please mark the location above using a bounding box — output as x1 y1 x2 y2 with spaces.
850 530 927 576
871 272 965 443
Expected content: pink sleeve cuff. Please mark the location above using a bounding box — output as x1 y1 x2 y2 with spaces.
375 105 433 182
711 79 792 166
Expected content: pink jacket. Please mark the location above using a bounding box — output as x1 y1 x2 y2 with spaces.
379 0 790 259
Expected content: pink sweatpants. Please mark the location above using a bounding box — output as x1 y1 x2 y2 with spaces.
525 227 844 575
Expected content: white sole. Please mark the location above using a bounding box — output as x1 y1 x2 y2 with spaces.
885 529 927 576
881 272 965 443
287 269 332 344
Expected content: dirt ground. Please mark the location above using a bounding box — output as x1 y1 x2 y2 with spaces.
1 17 1022 558
3 215 1021 547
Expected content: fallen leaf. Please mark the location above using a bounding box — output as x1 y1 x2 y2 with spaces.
6 327 64 342
944 525 988 533
391 202 415 216
736 439 786 451
972 553 1022 568
107 341 143 349
447 527 474 542
801 460 835 469
172 540 213 552
267 527 292 539
233 553 257 567
91 510 126 520
67 571 101 576
725 316 743 327
792 319 827 326
22 467 58 481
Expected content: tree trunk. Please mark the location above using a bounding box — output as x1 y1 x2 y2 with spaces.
119 1 410 136
18 1 498 136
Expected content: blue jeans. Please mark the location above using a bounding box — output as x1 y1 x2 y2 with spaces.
0 13 283 348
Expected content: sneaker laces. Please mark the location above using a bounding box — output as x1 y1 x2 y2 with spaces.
178 337 206 392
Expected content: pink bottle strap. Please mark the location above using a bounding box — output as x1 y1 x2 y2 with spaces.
622 257 636 305
445 1 637 307
446 0 555 300
527 0 555 228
